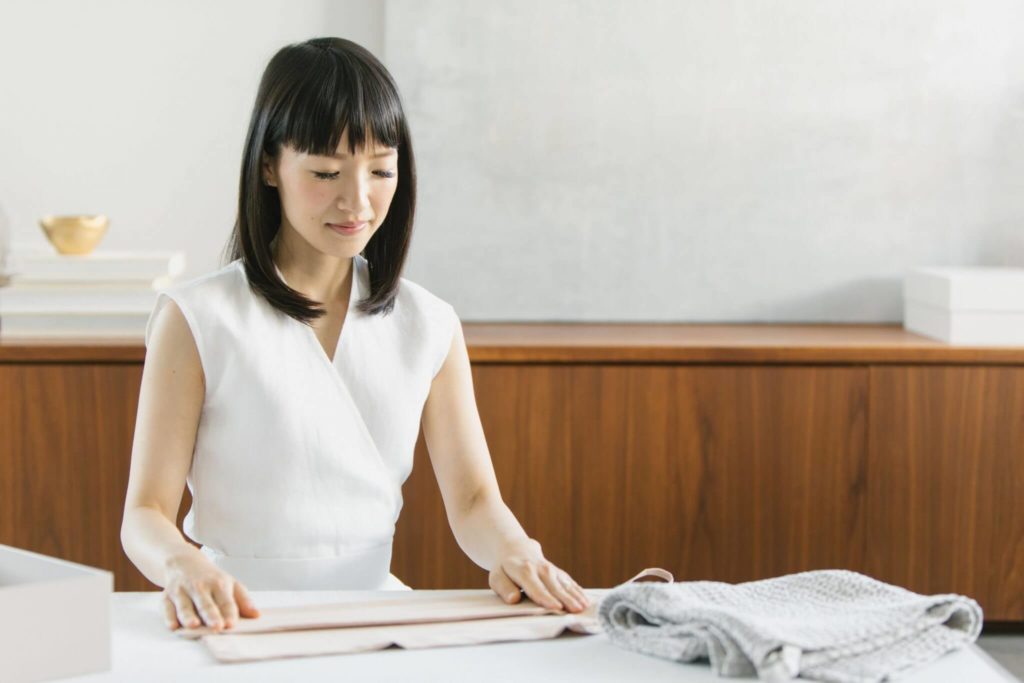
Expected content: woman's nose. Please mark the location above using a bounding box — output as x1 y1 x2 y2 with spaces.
335 173 371 215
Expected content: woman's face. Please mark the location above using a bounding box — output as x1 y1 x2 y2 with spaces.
262 128 399 258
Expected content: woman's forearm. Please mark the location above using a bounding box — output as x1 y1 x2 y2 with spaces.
449 492 533 570
120 506 204 587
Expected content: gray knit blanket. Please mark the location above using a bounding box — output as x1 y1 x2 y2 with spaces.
596 569 983 682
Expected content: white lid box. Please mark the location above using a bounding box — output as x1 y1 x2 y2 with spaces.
0 544 112 681
3 249 185 283
0 285 160 314
904 300 1024 345
0 312 149 338
904 267 1024 312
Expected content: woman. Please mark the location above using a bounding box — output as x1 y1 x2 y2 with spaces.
121 37 589 632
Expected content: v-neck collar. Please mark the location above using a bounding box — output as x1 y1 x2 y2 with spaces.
272 255 361 367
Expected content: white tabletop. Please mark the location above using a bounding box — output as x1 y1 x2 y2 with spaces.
64 590 1019 683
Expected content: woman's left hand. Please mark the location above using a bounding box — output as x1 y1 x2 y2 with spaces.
488 537 591 613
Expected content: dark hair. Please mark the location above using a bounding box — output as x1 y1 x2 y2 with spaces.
222 37 416 323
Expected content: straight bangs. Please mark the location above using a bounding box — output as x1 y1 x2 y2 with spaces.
274 49 404 159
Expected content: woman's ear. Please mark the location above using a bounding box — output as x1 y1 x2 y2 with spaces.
261 155 278 187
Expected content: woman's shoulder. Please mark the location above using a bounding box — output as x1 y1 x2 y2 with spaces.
163 259 245 297
391 265 455 322
353 254 452 318
146 260 246 348
373 259 458 378
398 277 451 312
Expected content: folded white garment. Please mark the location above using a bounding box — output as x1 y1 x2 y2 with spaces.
178 568 675 663
596 569 983 683
194 601 601 662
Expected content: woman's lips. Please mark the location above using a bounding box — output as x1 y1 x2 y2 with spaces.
326 221 367 235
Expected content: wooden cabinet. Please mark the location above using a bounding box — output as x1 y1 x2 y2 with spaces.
395 365 870 590
1 326 1022 620
0 360 192 591
866 366 1024 621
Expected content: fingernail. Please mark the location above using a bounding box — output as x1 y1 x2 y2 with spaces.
506 592 517 601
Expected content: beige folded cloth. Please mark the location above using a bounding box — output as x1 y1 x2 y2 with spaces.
204 609 600 662
177 568 673 663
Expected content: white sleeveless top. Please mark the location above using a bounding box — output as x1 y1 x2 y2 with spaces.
143 254 458 590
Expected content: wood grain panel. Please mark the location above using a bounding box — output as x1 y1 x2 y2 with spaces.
394 364 869 590
867 366 1024 620
393 365 574 588
0 363 191 591
571 365 869 588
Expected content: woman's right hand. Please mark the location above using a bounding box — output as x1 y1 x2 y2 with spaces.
161 550 260 631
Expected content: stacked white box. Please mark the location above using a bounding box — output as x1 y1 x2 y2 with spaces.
0 246 185 338
0 544 113 682
903 267 1024 344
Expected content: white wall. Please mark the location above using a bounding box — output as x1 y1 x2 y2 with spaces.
2 1 1022 322
387 0 1024 322
0 0 383 279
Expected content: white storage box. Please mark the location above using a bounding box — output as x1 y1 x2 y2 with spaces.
0 544 113 682
903 267 1024 344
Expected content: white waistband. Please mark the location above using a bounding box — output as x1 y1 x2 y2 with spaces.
199 542 410 591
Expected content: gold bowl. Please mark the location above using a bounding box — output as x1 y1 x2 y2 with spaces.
39 214 109 255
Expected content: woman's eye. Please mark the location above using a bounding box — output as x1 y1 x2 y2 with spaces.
312 170 395 180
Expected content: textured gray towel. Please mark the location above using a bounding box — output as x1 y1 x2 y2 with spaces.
597 569 982 682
